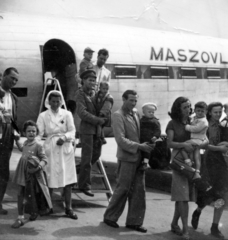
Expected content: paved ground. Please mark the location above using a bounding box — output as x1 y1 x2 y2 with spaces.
0 138 228 240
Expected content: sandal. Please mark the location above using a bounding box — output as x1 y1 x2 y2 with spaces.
11 219 24 228
65 208 78 220
171 224 182 236
29 213 38 221
182 232 190 240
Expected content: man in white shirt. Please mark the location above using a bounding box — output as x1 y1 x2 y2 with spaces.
93 49 111 90
0 67 19 215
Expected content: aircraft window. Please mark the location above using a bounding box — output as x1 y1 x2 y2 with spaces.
150 66 169 79
181 67 197 79
207 68 221 79
115 65 137 79
11 88 27 97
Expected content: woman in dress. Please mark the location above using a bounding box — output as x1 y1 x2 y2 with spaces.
37 90 77 220
166 96 196 240
191 102 228 239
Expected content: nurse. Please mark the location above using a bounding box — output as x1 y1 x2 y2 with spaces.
37 90 77 220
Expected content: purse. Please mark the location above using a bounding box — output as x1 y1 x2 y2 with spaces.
169 150 196 180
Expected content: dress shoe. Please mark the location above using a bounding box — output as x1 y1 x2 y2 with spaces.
0 208 8 215
126 225 147 233
80 189 94 197
103 219 119 228
191 209 201 229
211 228 225 239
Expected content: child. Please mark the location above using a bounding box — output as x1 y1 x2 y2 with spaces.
79 47 94 76
219 102 228 168
0 87 12 138
12 120 52 228
92 81 114 144
182 101 208 179
140 102 161 170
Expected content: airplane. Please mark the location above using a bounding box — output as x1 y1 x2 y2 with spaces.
1 0 228 135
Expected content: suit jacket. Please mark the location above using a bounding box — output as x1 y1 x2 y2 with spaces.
75 89 101 135
112 108 141 163
10 90 18 122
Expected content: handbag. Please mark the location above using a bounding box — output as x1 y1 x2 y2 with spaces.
169 150 196 180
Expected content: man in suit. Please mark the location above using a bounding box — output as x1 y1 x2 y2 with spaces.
103 90 154 232
0 67 19 215
75 69 106 196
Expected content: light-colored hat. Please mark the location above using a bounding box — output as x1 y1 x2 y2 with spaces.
84 47 95 53
44 90 64 109
142 102 157 110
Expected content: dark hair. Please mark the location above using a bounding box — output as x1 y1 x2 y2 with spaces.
195 101 207 110
122 90 137 100
206 102 223 121
48 91 62 101
66 100 76 114
168 96 192 121
3 67 19 77
98 48 109 57
23 120 39 135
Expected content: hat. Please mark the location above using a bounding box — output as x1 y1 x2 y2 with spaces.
142 102 157 110
84 47 95 53
80 69 97 79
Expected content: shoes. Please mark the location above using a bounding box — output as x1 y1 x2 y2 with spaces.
80 189 94 197
11 219 24 228
126 225 147 233
0 208 8 215
29 213 38 221
103 219 119 228
65 208 78 220
211 228 225 239
191 209 201 230
76 143 82 148
171 224 182 236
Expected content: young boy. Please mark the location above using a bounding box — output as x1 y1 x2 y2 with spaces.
218 102 228 168
0 87 12 138
182 101 208 179
93 81 114 144
140 102 161 170
79 47 94 76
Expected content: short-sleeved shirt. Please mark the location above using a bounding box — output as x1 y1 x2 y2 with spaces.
166 119 190 143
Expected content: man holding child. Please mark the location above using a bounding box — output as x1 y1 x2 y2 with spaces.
75 69 106 197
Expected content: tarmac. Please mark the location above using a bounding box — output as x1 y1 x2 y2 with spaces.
0 138 228 240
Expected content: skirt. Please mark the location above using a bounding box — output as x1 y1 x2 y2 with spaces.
12 156 27 186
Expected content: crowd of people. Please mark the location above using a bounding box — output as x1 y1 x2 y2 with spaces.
0 47 228 239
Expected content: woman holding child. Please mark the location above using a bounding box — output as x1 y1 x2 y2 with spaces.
191 102 228 239
166 96 196 240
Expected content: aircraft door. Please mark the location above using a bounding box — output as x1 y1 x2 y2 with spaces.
42 39 78 103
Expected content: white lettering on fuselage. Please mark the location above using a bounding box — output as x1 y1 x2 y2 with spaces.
150 47 228 64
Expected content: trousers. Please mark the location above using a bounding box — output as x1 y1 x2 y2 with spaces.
78 134 102 190
0 124 14 208
104 159 146 225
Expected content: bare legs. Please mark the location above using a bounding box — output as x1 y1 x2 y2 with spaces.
172 201 189 235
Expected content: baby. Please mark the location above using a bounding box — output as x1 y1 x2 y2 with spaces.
182 101 208 179
140 102 161 170
93 81 114 144
0 87 12 138
218 102 228 168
